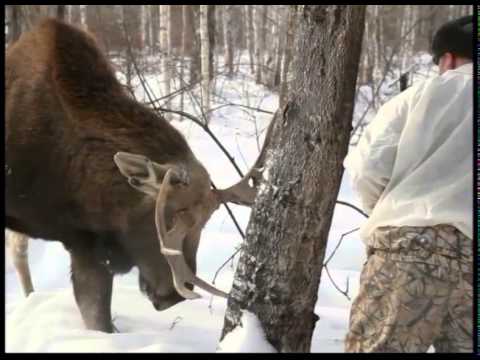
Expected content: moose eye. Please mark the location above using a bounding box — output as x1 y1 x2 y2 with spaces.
129 177 140 186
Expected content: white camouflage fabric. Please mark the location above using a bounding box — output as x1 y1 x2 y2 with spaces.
344 63 473 242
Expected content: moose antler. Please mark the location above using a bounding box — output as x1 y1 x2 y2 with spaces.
215 115 276 206
155 169 228 299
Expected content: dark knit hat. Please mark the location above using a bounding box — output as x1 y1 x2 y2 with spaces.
431 15 473 65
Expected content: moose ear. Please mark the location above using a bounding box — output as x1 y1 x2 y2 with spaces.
113 152 164 198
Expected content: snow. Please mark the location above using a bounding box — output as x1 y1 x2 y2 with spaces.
5 52 437 353
217 311 277 353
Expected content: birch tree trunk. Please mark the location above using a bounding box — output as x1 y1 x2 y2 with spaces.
7 5 21 45
200 5 211 123
373 5 383 84
57 5 66 21
180 5 188 114
220 5 366 353
140 5 146 49
151 5 160 52
80 5 88 29
279 6 298 108
224 5 235 77
246 5 255 75
271 6 286 89
254 5 267 84
71 5 81 25
207 5 216 82
186 6 201 84
159 5 171 111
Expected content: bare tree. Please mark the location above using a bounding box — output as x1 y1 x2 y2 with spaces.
245 5 255 75
159 5 171 107
56 5 66 21
271 6 286 89
70 5 81 25
140 5 146 49
207 5 216 81
200 5 211 121
184 5 201 84
150 5 160 52
223 5 235 77
220 5 366 352
80 5 88 29
279 5 298 107
6 5 21 45
253 5 268 84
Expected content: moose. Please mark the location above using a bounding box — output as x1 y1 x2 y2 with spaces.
5 19 268 332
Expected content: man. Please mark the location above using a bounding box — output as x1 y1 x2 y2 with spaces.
343 15 473 353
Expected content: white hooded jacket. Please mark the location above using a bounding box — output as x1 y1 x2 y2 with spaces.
344 63 473 243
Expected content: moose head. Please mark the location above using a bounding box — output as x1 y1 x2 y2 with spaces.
113 137 268 299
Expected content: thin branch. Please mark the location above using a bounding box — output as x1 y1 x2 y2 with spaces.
212 246 243 285
323 227 360 267
336 200 369 218
157 106 245 178
169 316 183 331
208 102 274 115
324 265 351 301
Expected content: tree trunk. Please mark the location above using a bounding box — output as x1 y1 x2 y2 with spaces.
71 5 81 25
246 5 255 75
7 5 21 45
200 5 211 123
208 5 216 81
279 5 298 108
180 5 188 114
254 5 267 84
187 5 202 84
373 5 383 83
81 5 88 29
151 5 160 52
159 5 171 101
220 5 366 353
57 5 66 20
224 5 235 77
271 6 286 89
140 5 146 49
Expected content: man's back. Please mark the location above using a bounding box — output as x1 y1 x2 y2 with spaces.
344 63 473 242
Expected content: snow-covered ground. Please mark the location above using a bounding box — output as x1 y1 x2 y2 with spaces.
5 52 437 353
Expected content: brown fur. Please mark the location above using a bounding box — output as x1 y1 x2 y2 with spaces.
5 19 209 332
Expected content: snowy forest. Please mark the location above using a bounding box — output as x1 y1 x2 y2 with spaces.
5 5 474 353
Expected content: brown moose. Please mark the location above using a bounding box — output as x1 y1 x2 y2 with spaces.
5 19 266 332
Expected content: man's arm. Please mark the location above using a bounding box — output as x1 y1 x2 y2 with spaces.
344 88 411 214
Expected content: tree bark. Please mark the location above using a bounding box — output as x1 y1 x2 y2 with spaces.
159 5 171 101
150 5 160 52
246 5 255 75
224 5 235 77
254 5 267 84
7 5 21 45
279 6 298 108
271 6 286 89
187 5 202 84
71 5 81 25
57 5 66 21
200 5 211 122
207 5 216 81
220 5 366 353
140 5 147 49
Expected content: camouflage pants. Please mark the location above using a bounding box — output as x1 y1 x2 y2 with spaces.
345 225 473 353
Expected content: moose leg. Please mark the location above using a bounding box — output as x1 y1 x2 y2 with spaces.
69 247 114 333
7 230 34 296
